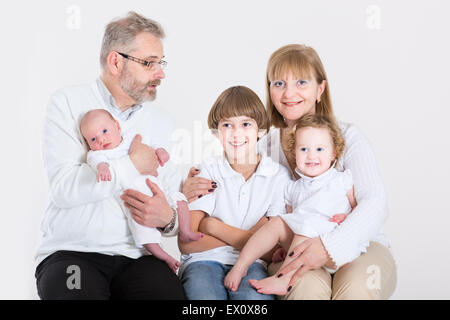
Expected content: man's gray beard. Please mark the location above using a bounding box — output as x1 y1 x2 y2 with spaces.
119 66 156 104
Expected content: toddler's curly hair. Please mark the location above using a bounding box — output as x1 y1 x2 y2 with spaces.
287 114 346 161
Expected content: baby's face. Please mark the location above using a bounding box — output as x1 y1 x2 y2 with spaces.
295 126 336 178
81 112 122 151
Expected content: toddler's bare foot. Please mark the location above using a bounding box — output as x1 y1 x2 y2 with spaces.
178 231 204 243
249 275 291 295
224 265 247 292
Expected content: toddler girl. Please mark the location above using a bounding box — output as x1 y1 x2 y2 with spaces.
224 113 356 295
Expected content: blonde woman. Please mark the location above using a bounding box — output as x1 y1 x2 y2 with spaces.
183 44 397 300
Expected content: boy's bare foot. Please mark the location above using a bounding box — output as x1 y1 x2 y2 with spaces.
249 275 290 295
224 265 247 292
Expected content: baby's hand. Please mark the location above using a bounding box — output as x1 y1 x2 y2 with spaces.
329 213 348 225
155 148 170 167
272 247 287 263
97 162 111 182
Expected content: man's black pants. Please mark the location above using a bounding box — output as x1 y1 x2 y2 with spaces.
35 250 186 300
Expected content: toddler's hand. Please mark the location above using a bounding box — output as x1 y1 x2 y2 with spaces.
272 247 287 263
329 213 348 225
155 148 170 167
97 162 111 182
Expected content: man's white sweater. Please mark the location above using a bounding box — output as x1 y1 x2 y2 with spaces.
36 80 178 265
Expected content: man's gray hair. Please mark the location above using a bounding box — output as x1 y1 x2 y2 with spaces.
100 11 165 70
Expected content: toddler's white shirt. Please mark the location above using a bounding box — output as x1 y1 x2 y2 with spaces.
282 167 356 240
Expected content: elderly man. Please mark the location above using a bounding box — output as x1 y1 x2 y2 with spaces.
35 12 185 299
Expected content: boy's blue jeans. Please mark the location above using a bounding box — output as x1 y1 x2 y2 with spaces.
180 260 275 300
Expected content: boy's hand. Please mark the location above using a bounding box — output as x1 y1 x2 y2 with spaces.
97 162 111 182
155 148 170 167
329 213 348 225
249 216 269 234
198 217 219 236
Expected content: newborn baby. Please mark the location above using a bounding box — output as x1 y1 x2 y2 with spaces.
80 109 203 273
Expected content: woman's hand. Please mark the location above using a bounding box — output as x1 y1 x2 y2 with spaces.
277 237 337 287
129 135 159 176
120 178 173 229
182 167 217 203
272 247 287 263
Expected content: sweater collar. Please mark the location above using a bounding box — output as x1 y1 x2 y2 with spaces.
96 78 143 121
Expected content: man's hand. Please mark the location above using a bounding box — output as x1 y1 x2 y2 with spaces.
120 178 173 229
96 162 111 182
129 135 159 176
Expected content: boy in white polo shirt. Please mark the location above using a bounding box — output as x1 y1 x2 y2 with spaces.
178 86 292 300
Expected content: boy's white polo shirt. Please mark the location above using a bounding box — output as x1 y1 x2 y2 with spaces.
179 153 292 275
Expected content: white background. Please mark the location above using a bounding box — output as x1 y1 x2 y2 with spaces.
1 0 449 299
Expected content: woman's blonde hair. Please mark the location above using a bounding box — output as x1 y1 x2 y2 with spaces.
287 114 345 161
266 44 333 128
208 86 269 132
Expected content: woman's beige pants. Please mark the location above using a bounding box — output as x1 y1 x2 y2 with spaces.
268 241 397 300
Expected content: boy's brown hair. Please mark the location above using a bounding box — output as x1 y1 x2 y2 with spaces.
208 86 269 132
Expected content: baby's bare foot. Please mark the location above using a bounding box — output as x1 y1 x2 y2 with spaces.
249 275 290 295
179 231 204 243
165 256 180 274
224 265 247 292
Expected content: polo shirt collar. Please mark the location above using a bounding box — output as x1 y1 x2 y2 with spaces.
96 78 143 121
217 152 279 179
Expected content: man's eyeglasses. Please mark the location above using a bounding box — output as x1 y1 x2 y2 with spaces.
116 52 167 70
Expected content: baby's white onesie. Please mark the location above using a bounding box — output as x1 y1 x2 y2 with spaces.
87 132 186 247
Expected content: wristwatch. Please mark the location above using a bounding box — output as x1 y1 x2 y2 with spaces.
159 208 177 233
